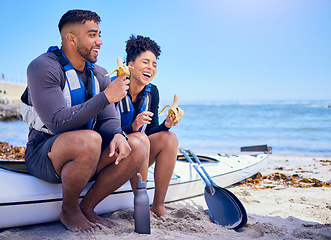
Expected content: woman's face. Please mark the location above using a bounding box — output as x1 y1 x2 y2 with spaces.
128 50 157 86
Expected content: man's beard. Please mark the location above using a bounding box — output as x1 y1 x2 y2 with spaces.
77 43 96 63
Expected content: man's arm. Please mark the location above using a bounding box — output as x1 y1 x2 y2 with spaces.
27 54 110 134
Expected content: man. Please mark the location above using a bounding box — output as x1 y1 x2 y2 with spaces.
22 10 147 231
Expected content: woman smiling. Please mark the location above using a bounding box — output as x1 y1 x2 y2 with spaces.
120 35 179 217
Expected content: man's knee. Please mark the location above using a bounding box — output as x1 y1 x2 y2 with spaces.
74 130 102 155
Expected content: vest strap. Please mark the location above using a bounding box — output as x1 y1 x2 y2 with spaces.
119 83 151 132
20 46 101 134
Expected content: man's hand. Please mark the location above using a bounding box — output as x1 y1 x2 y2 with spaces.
104 73 130 103
109 133 131 165
132 111 154 132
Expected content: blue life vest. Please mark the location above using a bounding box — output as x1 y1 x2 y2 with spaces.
21 46 100 134
112 76 151 132
48 46 100 130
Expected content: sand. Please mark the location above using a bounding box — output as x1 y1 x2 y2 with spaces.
0 154 330 240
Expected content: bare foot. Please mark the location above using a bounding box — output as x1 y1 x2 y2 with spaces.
150 211 156 218
150 203 169 217
83 210 117 228
60 208 97 232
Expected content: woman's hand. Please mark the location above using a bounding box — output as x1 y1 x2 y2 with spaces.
164 114 179 128
132 111 154 132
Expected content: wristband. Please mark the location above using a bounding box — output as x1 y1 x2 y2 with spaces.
119 130 129 141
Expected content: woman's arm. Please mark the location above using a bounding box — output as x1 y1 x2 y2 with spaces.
145 85 169 136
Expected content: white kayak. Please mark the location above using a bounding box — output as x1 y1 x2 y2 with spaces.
0 150 268 229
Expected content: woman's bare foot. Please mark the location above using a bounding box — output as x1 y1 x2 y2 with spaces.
60 208 97 232
150 203 169 217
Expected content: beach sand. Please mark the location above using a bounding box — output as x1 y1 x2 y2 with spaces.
0 154 330 240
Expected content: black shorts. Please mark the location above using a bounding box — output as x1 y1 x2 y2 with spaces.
25 133 62 184
25 132 99 184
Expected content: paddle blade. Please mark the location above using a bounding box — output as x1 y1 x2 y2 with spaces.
204 187 242 228
222 188 247 230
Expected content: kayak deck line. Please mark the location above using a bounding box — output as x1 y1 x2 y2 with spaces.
0 178 203 207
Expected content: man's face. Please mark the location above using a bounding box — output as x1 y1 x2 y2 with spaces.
75 20 102 63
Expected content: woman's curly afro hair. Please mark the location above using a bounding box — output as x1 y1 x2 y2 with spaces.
125 35 161 64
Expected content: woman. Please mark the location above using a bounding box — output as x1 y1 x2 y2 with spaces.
120 35 179 217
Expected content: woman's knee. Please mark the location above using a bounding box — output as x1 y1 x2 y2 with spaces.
129 132 150 149
128 135 148 163
168 131 178 145
159 131 178 148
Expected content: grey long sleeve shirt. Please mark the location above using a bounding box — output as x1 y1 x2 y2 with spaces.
26 51 121 145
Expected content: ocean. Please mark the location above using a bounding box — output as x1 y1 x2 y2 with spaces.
1 100 330 156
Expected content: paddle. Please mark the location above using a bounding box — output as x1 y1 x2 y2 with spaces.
178 148 242 229
186 149 248 230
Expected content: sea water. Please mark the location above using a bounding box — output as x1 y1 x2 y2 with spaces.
1 100 330 156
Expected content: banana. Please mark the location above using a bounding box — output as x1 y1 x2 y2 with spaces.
105 56 134 77
159 94 184 123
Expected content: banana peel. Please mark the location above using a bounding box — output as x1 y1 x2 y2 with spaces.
105 56 134 77
159 94 184 123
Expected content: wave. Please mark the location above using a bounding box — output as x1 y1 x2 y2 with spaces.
161 100 331 107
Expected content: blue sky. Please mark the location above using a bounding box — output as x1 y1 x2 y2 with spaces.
1 0 330 102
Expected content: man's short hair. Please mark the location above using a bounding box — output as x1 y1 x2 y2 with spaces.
58 10 101 33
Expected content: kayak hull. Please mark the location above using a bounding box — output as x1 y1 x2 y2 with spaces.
0 153 267 228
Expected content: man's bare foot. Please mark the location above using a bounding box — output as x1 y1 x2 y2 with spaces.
83 210 117 228
150 204 169 217
60 208 97 232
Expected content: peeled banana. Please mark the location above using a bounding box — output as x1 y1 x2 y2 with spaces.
159 94 184 123
105 56 134 77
